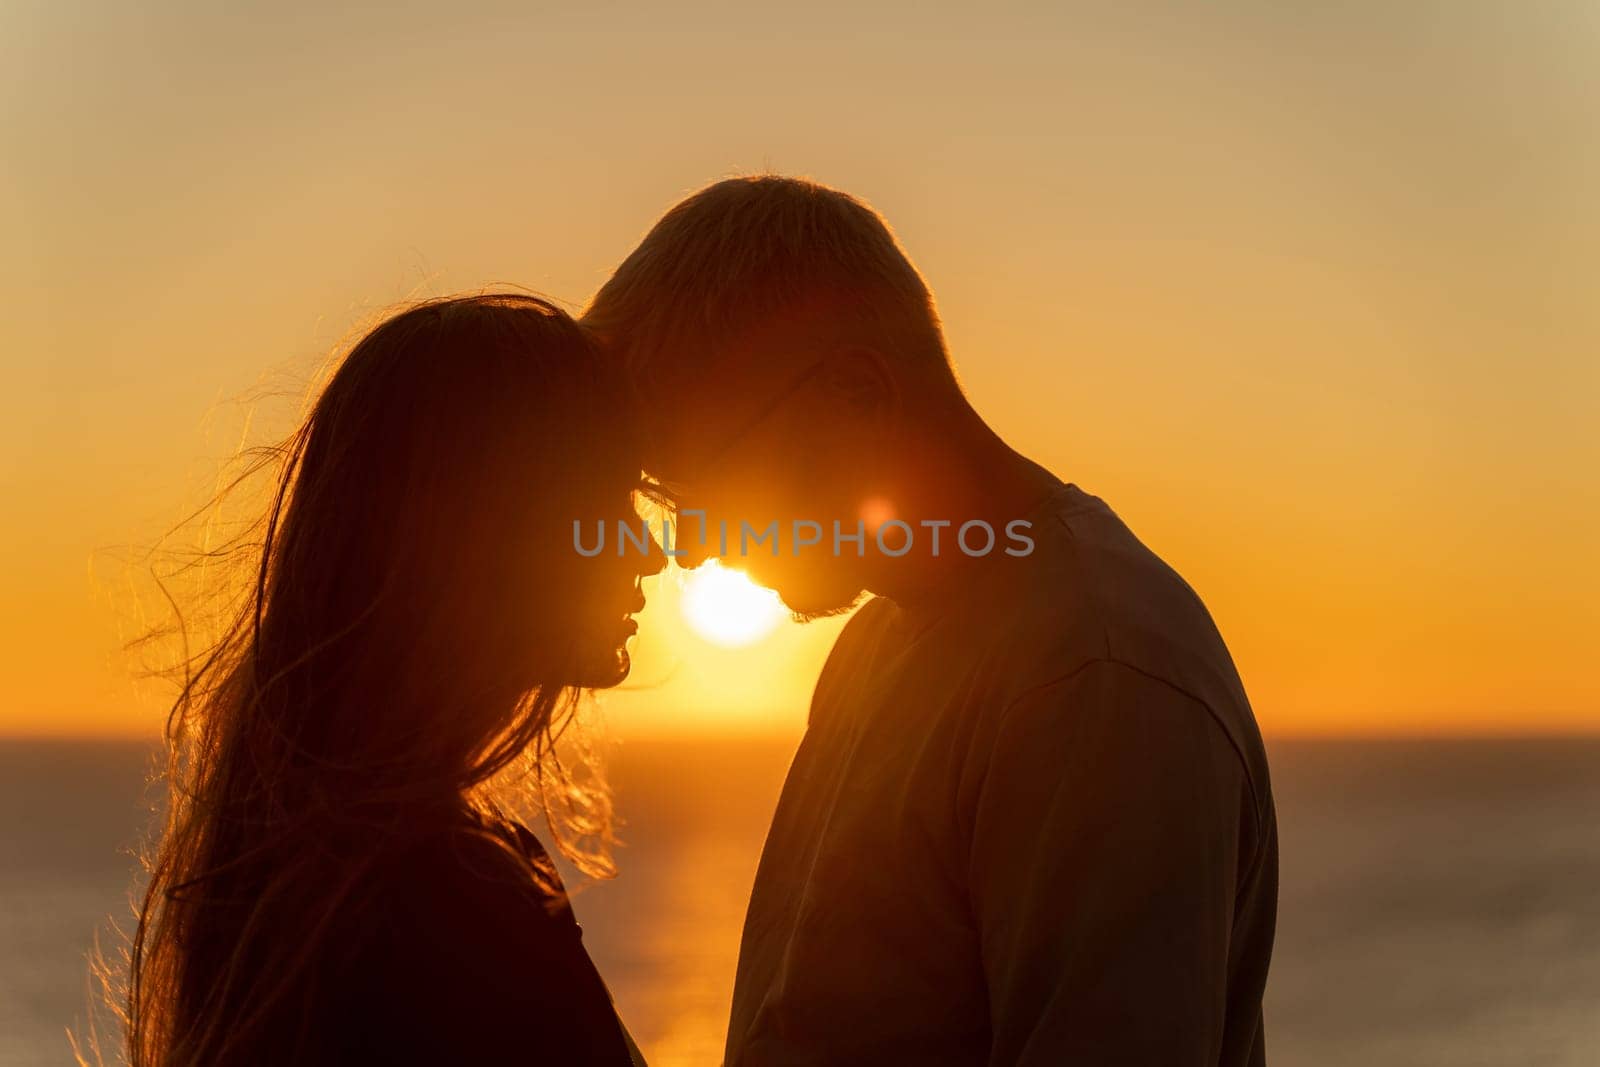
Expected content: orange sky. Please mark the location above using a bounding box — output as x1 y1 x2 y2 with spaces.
3 2 1596 738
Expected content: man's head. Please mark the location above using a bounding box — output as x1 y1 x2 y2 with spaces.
584 176 966 615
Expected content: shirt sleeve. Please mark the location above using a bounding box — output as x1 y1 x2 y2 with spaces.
342 829 637 1066
967 658 1256 1067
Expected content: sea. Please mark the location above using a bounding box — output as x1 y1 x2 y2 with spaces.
2 736 1597 1066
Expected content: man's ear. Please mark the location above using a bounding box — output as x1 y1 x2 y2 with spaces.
820 346 898 421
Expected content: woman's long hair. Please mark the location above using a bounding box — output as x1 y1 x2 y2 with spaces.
122 294 638 1067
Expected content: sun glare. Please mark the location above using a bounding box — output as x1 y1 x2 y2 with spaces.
679 561 788 647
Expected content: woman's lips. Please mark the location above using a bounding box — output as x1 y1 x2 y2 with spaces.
611 586 646 643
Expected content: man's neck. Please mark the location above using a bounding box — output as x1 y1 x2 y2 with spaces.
866 417 1063 605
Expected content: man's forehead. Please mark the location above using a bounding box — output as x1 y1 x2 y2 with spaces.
636 392 705 485
637 330 817 479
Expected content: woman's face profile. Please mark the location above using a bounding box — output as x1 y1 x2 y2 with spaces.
545 464 663 691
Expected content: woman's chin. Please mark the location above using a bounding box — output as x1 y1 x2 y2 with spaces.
560 617 639 689
604 646 632 686
571 644 631 689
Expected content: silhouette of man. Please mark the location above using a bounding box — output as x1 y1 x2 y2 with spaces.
584 176 1277 1067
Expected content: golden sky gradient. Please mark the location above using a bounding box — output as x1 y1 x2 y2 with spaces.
4 2 1596 737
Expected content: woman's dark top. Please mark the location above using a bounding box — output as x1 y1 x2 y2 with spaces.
313 814 638 1065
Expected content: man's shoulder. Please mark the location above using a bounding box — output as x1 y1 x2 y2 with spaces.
998 487 1272 809
825 487 1247 706
1023 488 1239 688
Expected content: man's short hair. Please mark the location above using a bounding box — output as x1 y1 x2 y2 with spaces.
584 176 951 394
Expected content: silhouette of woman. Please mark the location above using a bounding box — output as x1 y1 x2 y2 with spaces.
125 294 659 1065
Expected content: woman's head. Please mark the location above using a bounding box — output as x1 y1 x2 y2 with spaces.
258 293 657 786
125 293 657 1066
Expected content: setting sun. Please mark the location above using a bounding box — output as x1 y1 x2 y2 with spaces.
679 561 788 648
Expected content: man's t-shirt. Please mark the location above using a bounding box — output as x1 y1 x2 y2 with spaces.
724 483 1278 1067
